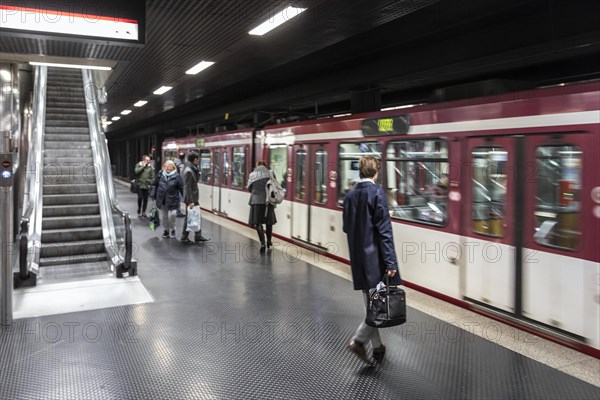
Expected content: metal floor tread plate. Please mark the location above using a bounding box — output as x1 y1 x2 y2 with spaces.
0 185 597 400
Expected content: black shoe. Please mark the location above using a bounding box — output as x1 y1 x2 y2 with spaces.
162 231 170 238
260 245 266 253
372 345 386 363
196 236 210 242
266 241 273 248
176 214 185 218
347 340 373 365
180 238 194 245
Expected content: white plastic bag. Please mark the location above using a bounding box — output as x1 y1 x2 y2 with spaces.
186 207 202 233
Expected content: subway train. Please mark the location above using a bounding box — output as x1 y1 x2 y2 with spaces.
161 81 600 354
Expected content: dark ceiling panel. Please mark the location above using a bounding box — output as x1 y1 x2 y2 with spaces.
0 0 599 140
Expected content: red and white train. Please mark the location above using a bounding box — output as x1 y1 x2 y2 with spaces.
162 81 600 355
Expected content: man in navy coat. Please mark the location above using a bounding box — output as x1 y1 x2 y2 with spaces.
343 155 401 365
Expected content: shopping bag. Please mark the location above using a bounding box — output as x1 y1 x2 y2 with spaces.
186 207 201 233
149 206 160 231
130 179 139 193
365 275 406 328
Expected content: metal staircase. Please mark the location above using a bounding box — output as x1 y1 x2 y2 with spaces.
39 68 111 281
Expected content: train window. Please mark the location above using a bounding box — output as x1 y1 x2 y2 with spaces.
314 149 328 205
199 150 211 184
213 152 220 186
386 140 448 226
295 149 307 200
231 146 246 189
268 144 288 194
471 147 507 237
222 151 229 186
337 142 381 206
533 145 582 250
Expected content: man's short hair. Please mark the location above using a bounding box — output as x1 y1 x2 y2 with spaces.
359 156 379 179
188 152 199 163
179 153 185 160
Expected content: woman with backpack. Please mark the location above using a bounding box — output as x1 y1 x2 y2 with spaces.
247 161 277 253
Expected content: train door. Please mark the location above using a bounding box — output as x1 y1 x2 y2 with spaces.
463 133 595 339
291 144 329 247
463 137 517 313
211 148 227 214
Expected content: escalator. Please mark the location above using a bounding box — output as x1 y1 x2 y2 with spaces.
19 65 135 284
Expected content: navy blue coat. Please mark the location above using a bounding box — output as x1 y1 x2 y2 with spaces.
343 180 401 290
151 171 184 211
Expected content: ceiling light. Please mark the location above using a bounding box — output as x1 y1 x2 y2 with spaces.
111 116 121 121
153 86 172 95
249 6 307 36
121 110 132 115
186 61 215 75
29 61 112 71
134 100 148 107
105 121 112 125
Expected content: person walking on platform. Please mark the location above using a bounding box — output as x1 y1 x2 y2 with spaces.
342 156 401 365
247 161 277 253
150 160 184 239
180 152 210 244
134 155 155 217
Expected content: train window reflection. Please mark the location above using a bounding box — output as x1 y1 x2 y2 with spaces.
222 151 228 187
471 147 507 237
295 150 307 201
213 152 220 186
231 146 246 189
534 145 581 250
268 144 287 194
199 150 211 184
337 142 381 206
386 140 448 226
314 149 327 204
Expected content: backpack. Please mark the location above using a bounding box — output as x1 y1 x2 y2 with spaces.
265 170 285 205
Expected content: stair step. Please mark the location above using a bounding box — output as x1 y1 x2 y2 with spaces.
40 239 105 258
39 253 109 267
43 172 98 184
43 204 100 217
43 157 93 164
45 119 88 128
45 101 86 110
45 126 89 134
42 226 103 243
43 215 101 229
43 184 97 195
43 193 99 205
44 134 90 142
46 107 87 115
43 149 93 158
44 141 91 150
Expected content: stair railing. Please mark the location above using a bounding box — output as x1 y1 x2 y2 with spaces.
21 65 47 277
81 69 135 277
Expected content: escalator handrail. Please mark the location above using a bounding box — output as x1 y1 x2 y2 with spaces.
81 69 132 272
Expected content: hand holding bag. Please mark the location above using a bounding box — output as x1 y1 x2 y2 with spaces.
186 207 202 233
365 274 406 328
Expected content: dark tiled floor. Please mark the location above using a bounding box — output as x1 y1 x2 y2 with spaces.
0 185 598 399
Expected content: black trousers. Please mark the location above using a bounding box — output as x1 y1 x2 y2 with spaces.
137 189 149 213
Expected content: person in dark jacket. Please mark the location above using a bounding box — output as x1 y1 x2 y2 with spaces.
151 160 184 239
247 161 277 253
342 156 401 365
181 152 210 244
134 155 155 217
173 153 186 217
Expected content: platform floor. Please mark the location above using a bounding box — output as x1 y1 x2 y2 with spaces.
1 184 598 399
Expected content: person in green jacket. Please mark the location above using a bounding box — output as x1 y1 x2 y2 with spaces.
134 155 155 217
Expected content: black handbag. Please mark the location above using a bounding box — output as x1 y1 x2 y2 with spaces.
365 274 406 328
130 179 139 193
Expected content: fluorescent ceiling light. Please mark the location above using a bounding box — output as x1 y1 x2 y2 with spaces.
105 121 112 125
186 61 215 75
29 61 111 71
153 86 172 95
134 100 148 107
249 6 307 36
111 116 121 121
121 110 132 115
1 5 138 41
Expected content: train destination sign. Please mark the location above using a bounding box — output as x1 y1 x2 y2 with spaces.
361 115 410 137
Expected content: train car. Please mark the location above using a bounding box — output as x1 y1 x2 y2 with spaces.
161 81 600 353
